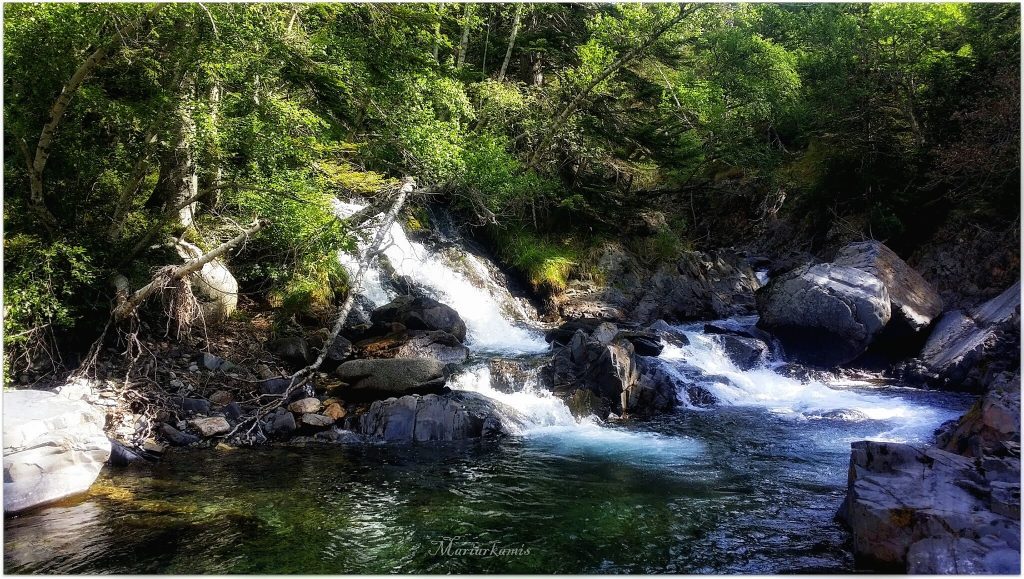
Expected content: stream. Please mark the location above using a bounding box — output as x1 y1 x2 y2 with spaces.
3 204 973 574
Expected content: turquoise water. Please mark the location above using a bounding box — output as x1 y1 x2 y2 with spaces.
3 387 969 574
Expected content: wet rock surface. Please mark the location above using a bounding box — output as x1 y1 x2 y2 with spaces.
353 391 523 442
756 263 891 366
838 440 1020 574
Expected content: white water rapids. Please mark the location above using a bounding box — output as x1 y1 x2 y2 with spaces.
334 198 960 456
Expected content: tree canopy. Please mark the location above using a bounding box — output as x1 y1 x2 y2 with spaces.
3 2 1019 380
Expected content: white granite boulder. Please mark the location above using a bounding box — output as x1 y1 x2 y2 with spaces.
3 390 111 513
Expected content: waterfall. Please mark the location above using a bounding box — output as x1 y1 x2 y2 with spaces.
333 197 958 449
333 199 548 354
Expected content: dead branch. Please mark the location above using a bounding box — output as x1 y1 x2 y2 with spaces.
113 218 269 321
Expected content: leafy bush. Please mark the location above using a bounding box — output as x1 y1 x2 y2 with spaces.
3 235 98 381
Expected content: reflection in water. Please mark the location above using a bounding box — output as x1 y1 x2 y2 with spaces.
4 388 970 574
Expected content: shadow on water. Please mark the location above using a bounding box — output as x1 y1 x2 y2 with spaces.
3 386 971 574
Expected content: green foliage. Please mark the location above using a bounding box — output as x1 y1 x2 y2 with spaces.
3 235 98 379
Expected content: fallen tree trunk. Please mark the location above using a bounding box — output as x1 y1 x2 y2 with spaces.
113 218 269 321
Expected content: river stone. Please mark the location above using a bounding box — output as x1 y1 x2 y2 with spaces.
269 411 297 436
323 402 347 421
3 390 112 514
209 390 233 406
833 240 943 334
756 263 891 366
299 413 334 428
170 396 211 415
288 397 321 414
159 423 200 446
370 295 467 342
838 440 1021 573
335 358 447 402
356 392 522 442
188 416 231 437
268 336 311 365
355 329 469 365
321 334 353 370
902 281 1020 392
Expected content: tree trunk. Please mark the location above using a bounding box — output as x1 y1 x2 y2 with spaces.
432 3 443 61
27 5 163 231
156 74 200 231
497 3 522 82
456 3 471 69
107 129 159 241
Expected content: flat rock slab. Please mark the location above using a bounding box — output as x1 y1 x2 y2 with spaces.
3 390 111 514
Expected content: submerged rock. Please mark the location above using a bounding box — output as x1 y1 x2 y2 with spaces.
355 391 522 442
370 295 467 342
756 263 891 366
488 357 549 394
838 440 1020 573
3 390 112 514
335 358 447 402
710 334 769 370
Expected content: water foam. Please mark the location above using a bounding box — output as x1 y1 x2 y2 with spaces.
449 366 703 465
660 327 958 439
333 199 548 354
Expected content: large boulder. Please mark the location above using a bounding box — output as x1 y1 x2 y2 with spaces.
335 358 448 402
937 372 1021 458
833 240 943 334
756 263 891 366
370 295 467 342
541 329 678 418
354 392 523 442
4 390 112 514
355 329 469 365
175 240 238 325
838 440 1020 573
902 281 1020 392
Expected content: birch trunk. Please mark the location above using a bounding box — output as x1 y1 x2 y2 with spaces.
497 4 522 82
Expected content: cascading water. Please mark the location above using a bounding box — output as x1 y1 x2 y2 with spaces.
333 199 547 354
657 322 964 443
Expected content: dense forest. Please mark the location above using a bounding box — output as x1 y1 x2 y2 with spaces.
4 2 1020 383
